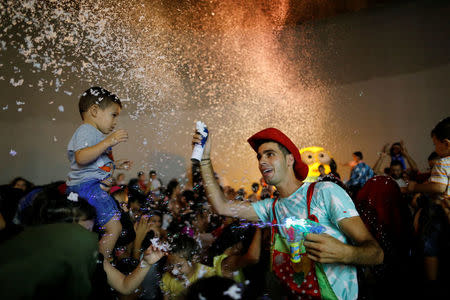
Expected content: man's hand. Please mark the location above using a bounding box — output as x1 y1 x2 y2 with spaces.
304 233 351 264
192 131 211 159
143 245 167 265
105 129 128 147
116 159 133 170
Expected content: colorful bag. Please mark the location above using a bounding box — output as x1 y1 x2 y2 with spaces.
270 182 338 299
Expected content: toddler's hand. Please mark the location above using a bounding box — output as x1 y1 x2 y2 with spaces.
106 129 128 147
116 159 133 170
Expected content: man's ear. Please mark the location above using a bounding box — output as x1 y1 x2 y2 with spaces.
286 153 295 167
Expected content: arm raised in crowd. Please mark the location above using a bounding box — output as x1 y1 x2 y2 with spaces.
400 141 418 171
373 143 390 175
104 245 166 295
192 132 259 222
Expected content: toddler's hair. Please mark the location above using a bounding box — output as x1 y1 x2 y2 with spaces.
79 86 122 120
431 116 450 141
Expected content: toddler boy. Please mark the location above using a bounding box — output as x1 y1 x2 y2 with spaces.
66 86 131 260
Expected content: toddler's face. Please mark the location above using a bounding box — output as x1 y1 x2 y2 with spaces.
433 135 450 157
95 103 121 134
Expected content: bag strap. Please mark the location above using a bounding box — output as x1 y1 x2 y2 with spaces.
307 182 318 222
271 196 279 242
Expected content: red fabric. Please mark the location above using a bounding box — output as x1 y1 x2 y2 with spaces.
109 185 121 194
247 128 309 181
355 176 411 237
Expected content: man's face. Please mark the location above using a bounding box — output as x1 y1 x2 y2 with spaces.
390 165 403 179
94 103 121 134
257 142 291 186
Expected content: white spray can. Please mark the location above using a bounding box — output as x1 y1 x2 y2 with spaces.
191 121 209 162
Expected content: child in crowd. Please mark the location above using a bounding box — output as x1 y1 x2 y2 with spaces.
65 86 132 261
0 186 166 300
408 117 450 202
406 117 450 297
161 234 217 299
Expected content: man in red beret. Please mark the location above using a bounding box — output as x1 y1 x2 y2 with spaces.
193 128 383 299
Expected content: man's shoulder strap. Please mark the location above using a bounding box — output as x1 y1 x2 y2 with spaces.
306 182 318 222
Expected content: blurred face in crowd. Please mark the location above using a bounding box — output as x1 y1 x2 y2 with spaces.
129 201 143 221
318 165 325 176
138 173 146 182
166 254 195 280
117 174 125 182
390 164 403 180
168 199 181 216
391 144 402 155
13 179 27 191
149 214 162 229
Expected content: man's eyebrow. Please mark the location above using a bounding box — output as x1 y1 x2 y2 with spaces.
262 149 275 154
257 149 275 158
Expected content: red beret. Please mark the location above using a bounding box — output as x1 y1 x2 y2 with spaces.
247 128 309 181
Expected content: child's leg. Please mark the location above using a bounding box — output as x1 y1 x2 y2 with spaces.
99 216 122 261
73 180 122 261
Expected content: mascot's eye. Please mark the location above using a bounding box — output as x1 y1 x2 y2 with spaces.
319 154 324 157
308 155 312 159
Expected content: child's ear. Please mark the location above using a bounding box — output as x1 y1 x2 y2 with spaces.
444 138 450 148
89 104 100 117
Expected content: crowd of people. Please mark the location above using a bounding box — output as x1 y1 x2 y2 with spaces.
0 87 448 300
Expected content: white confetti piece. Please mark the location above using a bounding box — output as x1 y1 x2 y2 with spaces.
10 78 24 87
58 105 64 112
2 105 8 110
223 284 242 300
64 91 72 96
9 149 17 156
67 192 78 202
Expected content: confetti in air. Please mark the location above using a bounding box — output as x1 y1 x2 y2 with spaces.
223 284 242 300
58 105 64 112
9 149 17 156
1 0 333 183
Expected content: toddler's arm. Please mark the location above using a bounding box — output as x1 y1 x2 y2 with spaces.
76 129 128 165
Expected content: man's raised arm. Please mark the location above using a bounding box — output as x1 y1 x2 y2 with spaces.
193 132 259 222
